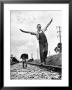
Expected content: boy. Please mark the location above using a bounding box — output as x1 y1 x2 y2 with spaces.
20 18 53 65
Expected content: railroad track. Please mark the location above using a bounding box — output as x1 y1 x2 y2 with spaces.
11 62 62 73
27 62 62 73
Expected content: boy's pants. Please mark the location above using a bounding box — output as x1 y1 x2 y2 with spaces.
39 43 48 64
22 60 27 68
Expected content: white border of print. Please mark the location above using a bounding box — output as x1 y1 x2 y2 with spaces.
4 4 69 87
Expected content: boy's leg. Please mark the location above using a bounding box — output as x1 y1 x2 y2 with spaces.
43 50 48 65
43 43 48 65
40 44 47 65
25 60 27 68
23 62 24 68
26 62 27 67
40 47 44 64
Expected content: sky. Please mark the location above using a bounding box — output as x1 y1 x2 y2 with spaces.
10 10 62 61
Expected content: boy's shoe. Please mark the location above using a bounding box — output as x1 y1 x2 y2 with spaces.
41 62 45 65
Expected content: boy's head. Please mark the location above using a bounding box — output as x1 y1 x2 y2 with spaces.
37 24 41 31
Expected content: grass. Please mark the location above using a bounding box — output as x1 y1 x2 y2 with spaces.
29 53 62 67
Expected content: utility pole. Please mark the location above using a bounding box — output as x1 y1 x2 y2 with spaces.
37 48 39 59
49 51 50 56
56 26 61 43
31 52 33 59
56 26 62 53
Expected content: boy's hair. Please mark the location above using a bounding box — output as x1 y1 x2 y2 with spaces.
37 24 41 29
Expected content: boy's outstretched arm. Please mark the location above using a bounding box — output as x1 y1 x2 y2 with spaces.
19 29 37 35
43 18 53 32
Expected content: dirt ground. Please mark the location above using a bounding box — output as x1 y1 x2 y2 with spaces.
10 63 61 80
